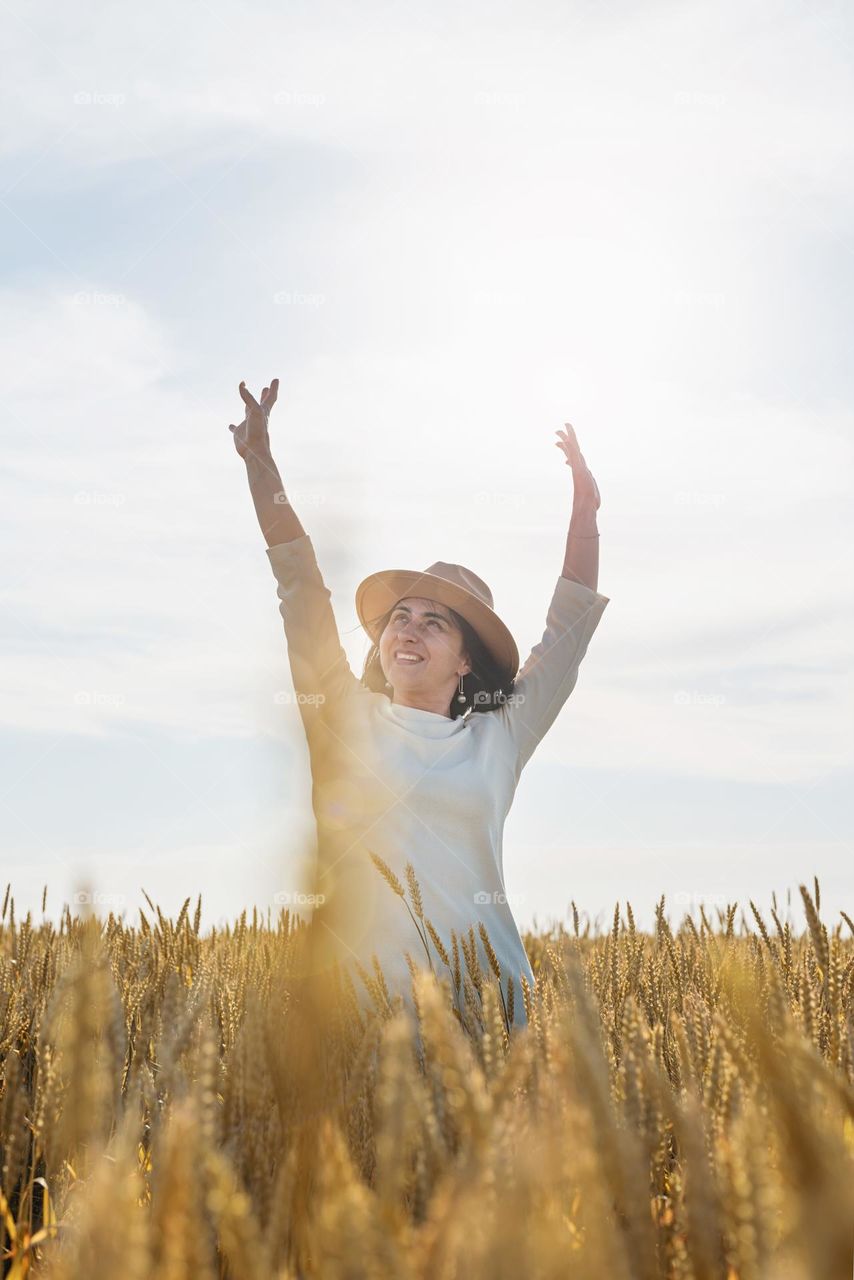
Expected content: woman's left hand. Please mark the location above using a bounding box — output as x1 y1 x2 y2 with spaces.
555 423 601 511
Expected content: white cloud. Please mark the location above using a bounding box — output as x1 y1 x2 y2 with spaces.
1 0 851 925
1 257 850 788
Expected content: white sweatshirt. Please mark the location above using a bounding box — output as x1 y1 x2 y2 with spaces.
266 534 609 1027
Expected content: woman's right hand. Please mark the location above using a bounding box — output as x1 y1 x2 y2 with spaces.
229 378 279 459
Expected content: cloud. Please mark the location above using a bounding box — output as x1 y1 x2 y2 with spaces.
1 0 851 925
1 262 850 793
2 0 852 212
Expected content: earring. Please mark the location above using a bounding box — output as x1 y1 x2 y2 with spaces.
456 673 466 704
384 680 392 689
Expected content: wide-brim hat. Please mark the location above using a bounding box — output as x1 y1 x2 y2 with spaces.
355 559 520 684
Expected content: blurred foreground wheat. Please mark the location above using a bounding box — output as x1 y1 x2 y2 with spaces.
1 876 852 1279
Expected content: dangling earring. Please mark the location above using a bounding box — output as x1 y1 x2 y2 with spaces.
456 672 467 704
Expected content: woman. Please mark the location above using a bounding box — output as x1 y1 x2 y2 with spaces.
230 378 609 1028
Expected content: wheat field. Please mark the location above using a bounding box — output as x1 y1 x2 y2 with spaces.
0 873 852 1280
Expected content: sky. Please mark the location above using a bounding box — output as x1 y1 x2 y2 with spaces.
1 0 852 935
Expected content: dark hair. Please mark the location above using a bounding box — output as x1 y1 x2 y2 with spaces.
359 598 516 720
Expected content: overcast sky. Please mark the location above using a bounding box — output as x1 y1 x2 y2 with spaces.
1 0 852 934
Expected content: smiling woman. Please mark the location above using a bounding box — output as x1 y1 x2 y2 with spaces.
383 597 469 716
231 377 610 1028
359 589 519 720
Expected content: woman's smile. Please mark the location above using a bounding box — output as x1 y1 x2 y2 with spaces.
395 650 425 666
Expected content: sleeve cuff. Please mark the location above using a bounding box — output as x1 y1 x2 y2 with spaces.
266 533 314 566
556 573 610 609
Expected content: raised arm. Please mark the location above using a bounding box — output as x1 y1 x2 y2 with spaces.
230 379 306 547
497 422 609 773
230 378 359 714
556 421 601 591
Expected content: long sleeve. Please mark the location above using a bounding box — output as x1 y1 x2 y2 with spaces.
265 534 362 721
497 575 610 773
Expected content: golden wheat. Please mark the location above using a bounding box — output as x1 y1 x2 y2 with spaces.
0 876 851 1278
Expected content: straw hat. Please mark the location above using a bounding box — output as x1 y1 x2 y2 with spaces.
355 559 520 684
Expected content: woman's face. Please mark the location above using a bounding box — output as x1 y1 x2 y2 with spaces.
379 596 471 702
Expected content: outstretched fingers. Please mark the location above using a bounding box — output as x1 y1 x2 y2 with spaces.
241 377 279 414
238 380 260 411
557 421 583 451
